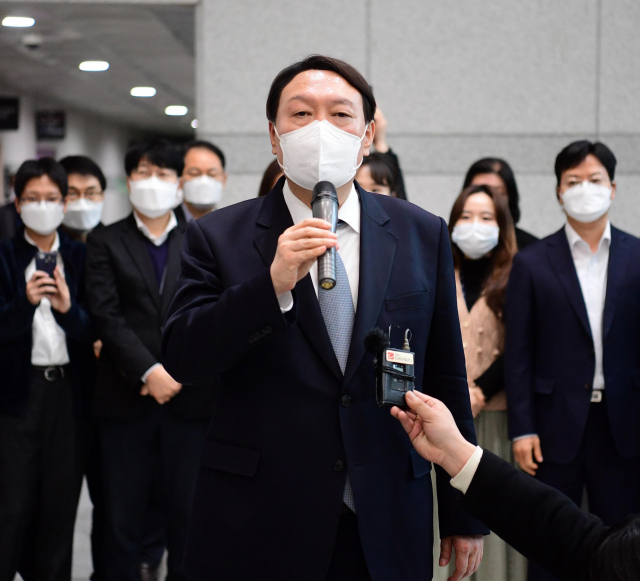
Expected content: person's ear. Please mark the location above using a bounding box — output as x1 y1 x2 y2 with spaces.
126 177 131 193
269 122 278 156
362 120 375 156
610 181 616 202
178 177 184 190
14 196 21 215
62 197 68 213
221 172 228 188
556 185 563 205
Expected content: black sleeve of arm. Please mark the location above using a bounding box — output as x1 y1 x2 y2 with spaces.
382 148 407 201
85 231 157 386
424 217 489 538
162 220 296 385
474 354 504 401
462 450 606 581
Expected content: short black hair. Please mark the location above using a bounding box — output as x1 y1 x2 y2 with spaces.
361 153 397 195
14 157 68 199
59 155 107 191
124 138 184 176
463 158 521 224
589 514 640 581
555 140 616 186
183 140 226 170
266 55 376 124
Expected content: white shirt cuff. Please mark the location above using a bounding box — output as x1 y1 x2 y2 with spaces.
513 434 538 442
278 291 294 313
142 363 161 384
450 446 483 495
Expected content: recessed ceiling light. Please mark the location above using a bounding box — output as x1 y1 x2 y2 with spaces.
79 61 109 72
130 87 156 97
2 16 35 27
191 119 199 129
165 105 188 116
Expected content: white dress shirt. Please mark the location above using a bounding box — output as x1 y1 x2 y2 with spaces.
450 446 484 494
133 210 178 247
278 180 361 311
513 221 611 442
565 221 610 390
134 210 178 382
24 231 70 366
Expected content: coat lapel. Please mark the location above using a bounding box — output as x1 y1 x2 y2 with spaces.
160 221 186 317
546 228 591 338
121 215 161 309
253 180 343 382
343 186 398 388
603 227 631 338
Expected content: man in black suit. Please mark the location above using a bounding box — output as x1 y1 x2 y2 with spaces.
0 197 21 239
505 141 640 581
162 55 486 581
392 389 640 581
0 158 95 581
86 140 213 581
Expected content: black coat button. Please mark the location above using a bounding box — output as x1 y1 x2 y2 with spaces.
334 460 345 472
341 395 351 407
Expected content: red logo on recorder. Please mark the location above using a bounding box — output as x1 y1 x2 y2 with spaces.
387 352 395 360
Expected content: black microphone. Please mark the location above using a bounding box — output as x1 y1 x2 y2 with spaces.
312 181 338 290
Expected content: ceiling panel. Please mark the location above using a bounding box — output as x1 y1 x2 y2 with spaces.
0 2 195 134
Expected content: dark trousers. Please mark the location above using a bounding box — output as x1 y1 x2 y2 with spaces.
0 369 83 581
100 406 208 581
82 420 165 581
324 510 371 581
528 398 640 581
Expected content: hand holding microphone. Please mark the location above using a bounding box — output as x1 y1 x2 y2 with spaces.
270 182 339 298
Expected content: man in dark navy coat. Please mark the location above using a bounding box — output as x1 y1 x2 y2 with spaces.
163 55 486 581
505 140 640 581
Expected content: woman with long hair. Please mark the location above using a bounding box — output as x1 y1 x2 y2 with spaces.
441 184 526 581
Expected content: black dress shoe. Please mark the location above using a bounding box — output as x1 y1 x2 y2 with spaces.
140 562 159 581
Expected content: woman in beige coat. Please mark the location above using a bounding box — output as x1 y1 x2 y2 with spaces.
435 184 526 581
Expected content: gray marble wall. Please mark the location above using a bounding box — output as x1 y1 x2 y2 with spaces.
196 0 640 237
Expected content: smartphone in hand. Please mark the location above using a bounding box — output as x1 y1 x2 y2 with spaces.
35 251 57 278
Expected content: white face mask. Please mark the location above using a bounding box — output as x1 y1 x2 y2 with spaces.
451 222 500 260
182 175 224 209
63 198 103 231
561 181 612 223
129 176 179 219
20 201 65 236
275 120 368 190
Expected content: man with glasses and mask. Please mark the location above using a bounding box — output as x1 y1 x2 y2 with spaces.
59 155 106 242
86 139 213 581
505 140 640 581
0 157 95 581
163 55 487 581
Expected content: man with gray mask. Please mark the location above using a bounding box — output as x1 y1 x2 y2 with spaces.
505 140 640 581
86 139 213 581
177 140 227 223
162 55 487 581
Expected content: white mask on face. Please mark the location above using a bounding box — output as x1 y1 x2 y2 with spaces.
275 120 368 190
129 176 179 219
451 222 500 260
182 175 224 209
63 198 103 231
561 181 612 223
20 201 65 236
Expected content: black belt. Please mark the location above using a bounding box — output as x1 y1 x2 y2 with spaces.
32 364 70 382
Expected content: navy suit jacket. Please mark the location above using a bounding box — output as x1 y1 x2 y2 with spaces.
162 180 486 581
0 227 95 416
505 226 640 464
